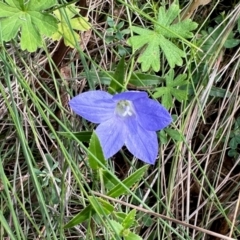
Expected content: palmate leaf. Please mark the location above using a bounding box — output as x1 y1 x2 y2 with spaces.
0 0 58 52
153 69 188 109
127 4 198 72
51 4 91 48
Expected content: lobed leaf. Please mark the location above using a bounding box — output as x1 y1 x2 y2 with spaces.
20 14 43 52
52 4 91 48
0 0 58 52
30 12 59 36
158 36 185 68
0 2 19 17
27 0 56 11
0 14 22 41
127 4 198 71
153 69 188 109
137 38 160 72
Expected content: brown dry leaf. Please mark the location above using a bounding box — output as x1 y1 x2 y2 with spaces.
60 66 72 80
80 29 92 51
60 66 71 109
212 200 240 240
181 0 212 20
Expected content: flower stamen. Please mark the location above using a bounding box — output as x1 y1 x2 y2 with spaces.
115 100 134 117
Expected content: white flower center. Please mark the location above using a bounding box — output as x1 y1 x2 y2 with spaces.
115 100 134 117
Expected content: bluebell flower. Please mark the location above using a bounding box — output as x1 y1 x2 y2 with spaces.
69 90 172 164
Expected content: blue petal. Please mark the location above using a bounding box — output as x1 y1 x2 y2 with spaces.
124 118 158 164
113 91 148 101
69 91 115 123
95 117 125 158
133 98 172 131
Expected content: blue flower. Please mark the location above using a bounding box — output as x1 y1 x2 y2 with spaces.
69 90 172 164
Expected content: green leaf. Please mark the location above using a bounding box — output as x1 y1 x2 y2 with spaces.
27 0 56 11
127 4 198 71
158 130 168 144
102 170 120 190
224 38 240 48
109 56 125 94
165 128 183 141
0 0 58 52
31 12 59 36
52 4 91 48
129 72 164 86
64 197 114 229
109 220 123 235
0 2 19 17
58 131 92 142
64 205 93 229
88 197 114 215
209 86 231 98
141 213 153 227
107 17 115 28
125 232 142 240
200 25 240 57
161 88 172 109
107 165 148 198
114 212 128 222
229 136 240 150
81 71 164 87
228 149 238 158
153 69 188 109
122 209 136 229
238 17 240 33
88 131 106 170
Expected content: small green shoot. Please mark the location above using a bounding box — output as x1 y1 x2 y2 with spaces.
127 4 198 72
122 209 136 229
34 159 60 188
106 17 130 43
33 154 61 204
109 209 142 240
106 17 130 55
